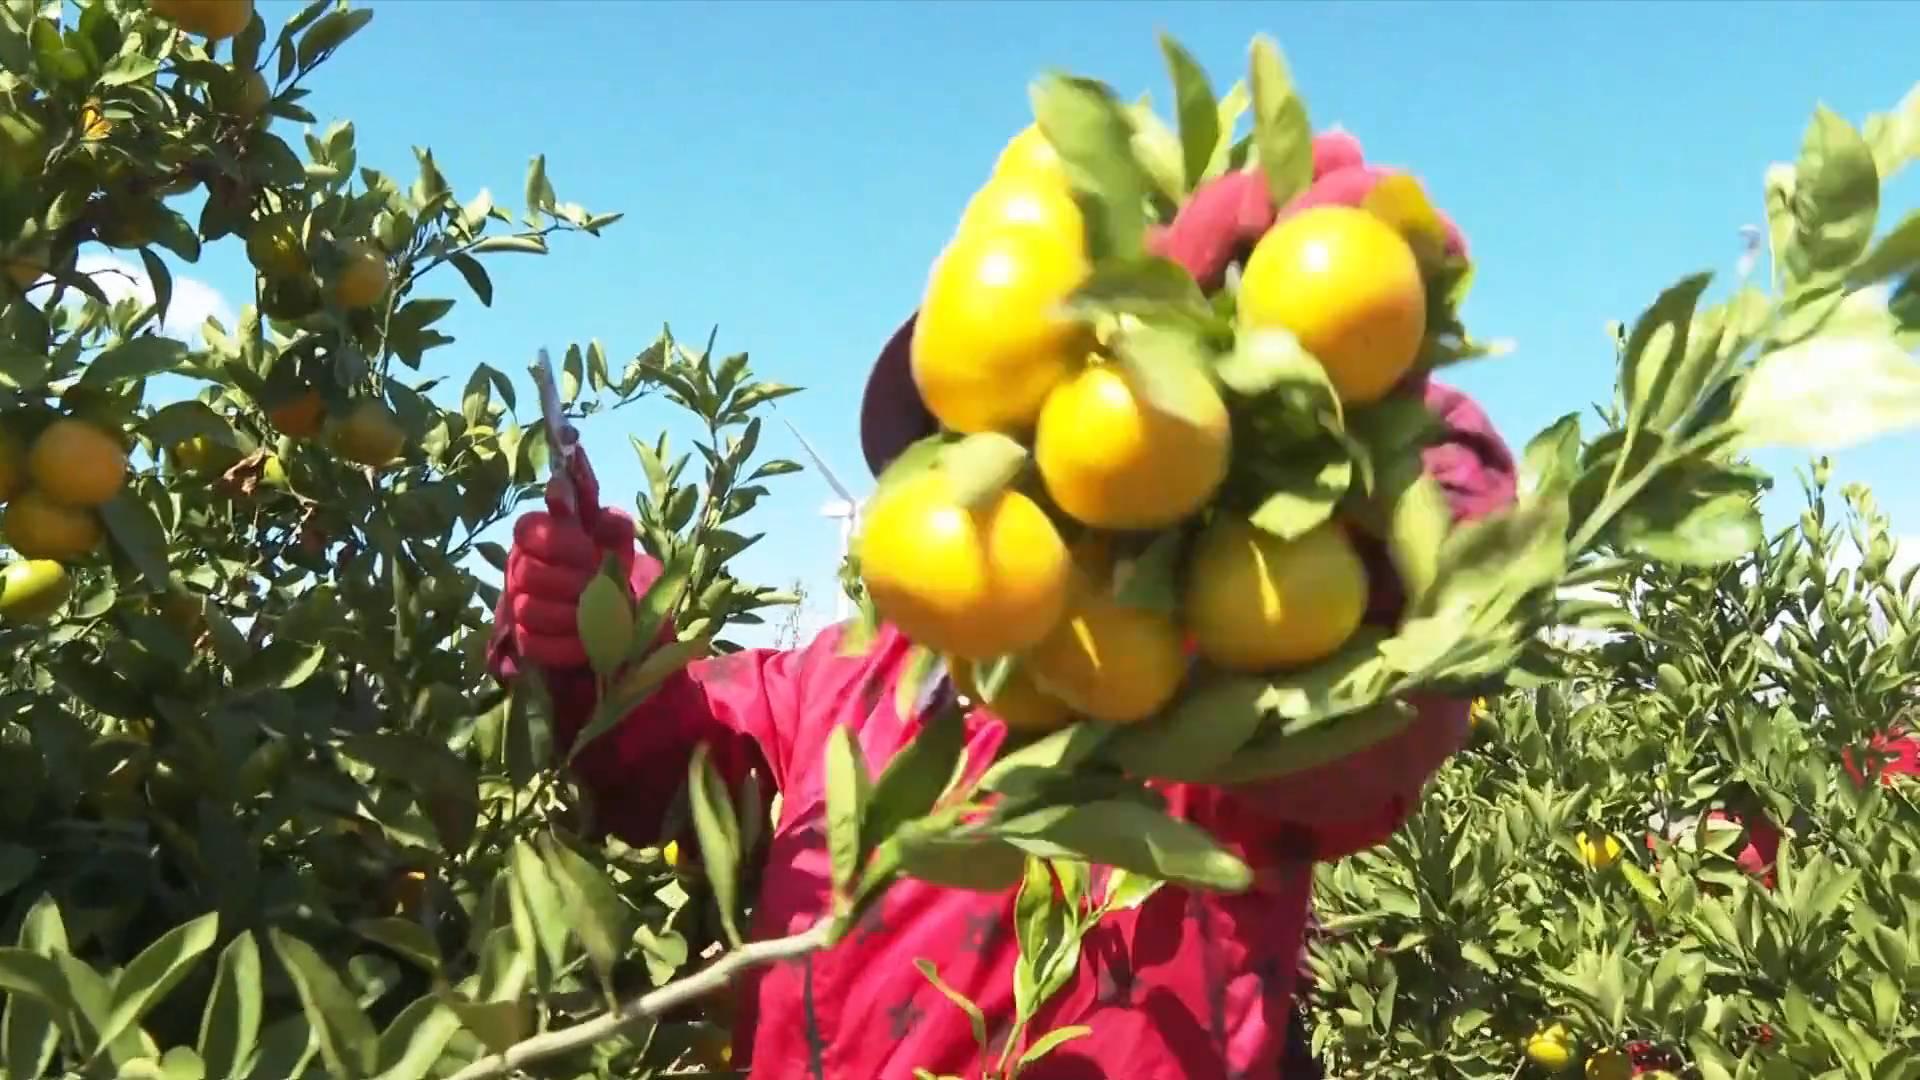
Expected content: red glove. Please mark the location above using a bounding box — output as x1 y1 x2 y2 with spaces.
1147 129 1467 289
496 447 641 671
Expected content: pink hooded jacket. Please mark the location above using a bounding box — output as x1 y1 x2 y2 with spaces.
490 135 1518 1079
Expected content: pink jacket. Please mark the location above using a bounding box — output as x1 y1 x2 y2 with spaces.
488 380 1517 1080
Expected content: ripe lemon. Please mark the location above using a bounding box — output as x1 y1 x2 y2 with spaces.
267 389 326 438
1026 588 1187 724
1585 1049 1631 1080
1239 205 1428 405
1577 831 1624 871
150 0 254 41
332 242 391 309
992 124 1068 188
1035 360 1230 530
3 491 103 560
951 656 1074 734
328 400 406 468
1185 516 1368 672
246 215 308 279
857 472 1069 660
911 218 1089 437
0 428 23 501
0 559 71 623
1526 1025 1574 1072
28 419 127 507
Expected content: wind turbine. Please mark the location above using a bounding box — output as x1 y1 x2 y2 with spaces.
780 416 864 622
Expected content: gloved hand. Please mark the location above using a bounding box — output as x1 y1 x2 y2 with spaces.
497 446 641 671
1147 129 1467 289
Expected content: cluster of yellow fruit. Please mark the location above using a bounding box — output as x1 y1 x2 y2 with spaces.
148 0 253 42
1575 829 1624 871
1526 1025 1637 1079
247 212 393 322
859 123 1433 732
0 419 129 622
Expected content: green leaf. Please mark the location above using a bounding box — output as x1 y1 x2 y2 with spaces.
1246 442 1351 541
979 722 1111 796
1062 256 1215 330
1214 327 1339 417
994 801 1252 891
628 544 692 655
862 703 966 856
1018 1025 1093 1067
1105 674 1265 783
575 570 633 677
508 841 569 978
1113 528 1185 614
1158 33 1219 191
98 492 173 592
1863 82 1920 181
370 994 460 1080
687 744 744 947
235 639 326 692
824 725 871 903
1849 209 1920 286
1247 35 1313 210
1030 73 1150 259
196 932 261 1080
349 919 439 975
1013 857 1078 1021
0 949 67 1010
1730 331 1920 452
895 828 1028 893
1620 271 1714 432
267 929 379 1079
437 994 527 1056
1209 701 1416 784
913 960 987 1051
1614 483 1763 568
1783 105 1880 294
78 336 188 388
538 838 626 988
939 431 1029 511
96 912 219 1054
1110 322 1227 431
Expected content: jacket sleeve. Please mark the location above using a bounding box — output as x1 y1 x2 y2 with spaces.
1216 379 1520 862
486 554 811 846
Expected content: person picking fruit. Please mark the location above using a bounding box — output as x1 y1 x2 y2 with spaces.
491 127 1517 1079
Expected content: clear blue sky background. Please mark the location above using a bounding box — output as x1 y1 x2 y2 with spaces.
188 0 1920 641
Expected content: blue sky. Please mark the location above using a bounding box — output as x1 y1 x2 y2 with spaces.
166 0 1920 641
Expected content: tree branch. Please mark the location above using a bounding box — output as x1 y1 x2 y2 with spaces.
445 921 833 1080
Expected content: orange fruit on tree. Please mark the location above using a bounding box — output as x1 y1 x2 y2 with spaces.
169 435 242 475
1184 515 1368 672
3 491 103 561
246 215 308 279
951 656 1074 734
911 207 1089 437
1525 1024 1574 1073
992 124 1068 188
332 241 391 309
1576 830 1624 871
1585 1049 1631 1080
956 168 1080 241
1025 585 1187 725
857 471 1069 660
268 389 326 438
1035 360 1230 530
149 0 254 41
1239 205 1428 405
28 419 127 507
328 399 406 467
0 560 71 623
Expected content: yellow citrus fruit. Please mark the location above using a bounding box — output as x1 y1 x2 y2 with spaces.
28 419 127 507
992 124 1067 188
0 559 71 623
267 389 325 438
1577 831 1624 871
1526 1025 1574 1072
910 215 1089 437
332 242 391 309
662 840 681 868
1239 205 1428 405
1185 516 1368 672
79 100 112 142
328 400 406 468
233 69 270 117
857 472 1070 660
0 428 23 502
246 216 308 279
1035 360 1230 530
1026 587 1187 725
150 0 253 41
1585 1049 1631 1080
951 656 1074 734
956 168 1080 242
3 491 103 560
170 436 242 475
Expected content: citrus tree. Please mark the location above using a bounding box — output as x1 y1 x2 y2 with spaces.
1307 462 1920 1079
1 1 798 1077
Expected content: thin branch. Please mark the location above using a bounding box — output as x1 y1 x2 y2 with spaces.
444 921 833 1080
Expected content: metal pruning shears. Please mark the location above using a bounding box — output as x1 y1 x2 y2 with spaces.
531 347 584 519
